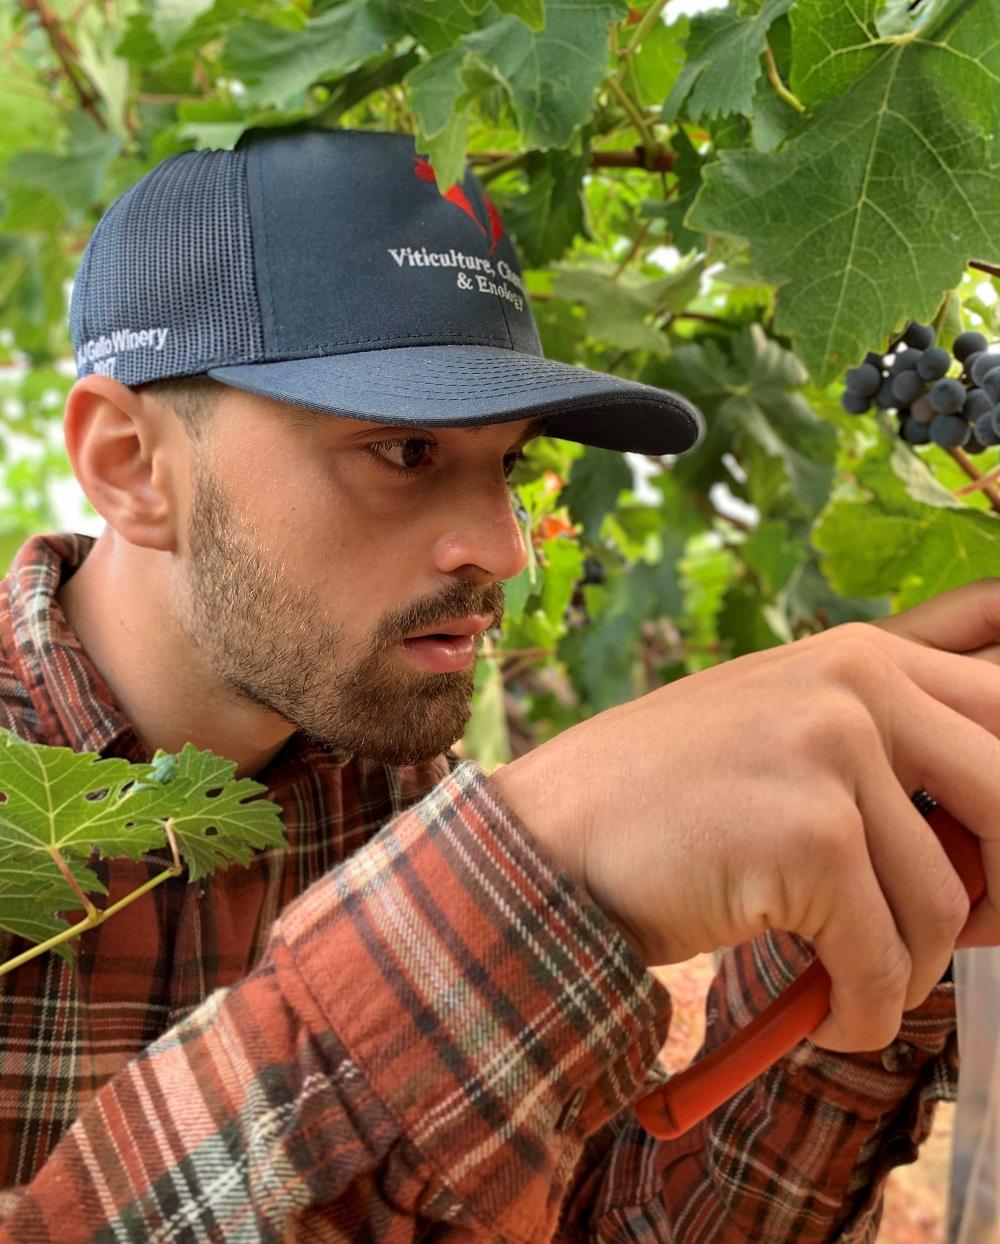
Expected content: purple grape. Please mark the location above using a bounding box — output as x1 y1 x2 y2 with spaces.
964 388 992 420
929 414 972 448
929 378 967 414
910 393 937 423
902 323 935 350
917 347 951 381
841 391 870 415
845 363 882 398
892 370 926 405
971 352 1000 387
953 331 989 362
984 370 1000 403
890 348 921 375
901 417 931 445
875 377 897 409
974 411 1000 446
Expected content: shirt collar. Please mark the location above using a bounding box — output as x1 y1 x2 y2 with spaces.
3 533 145 758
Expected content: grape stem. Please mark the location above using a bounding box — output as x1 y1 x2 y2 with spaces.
0 821 184 979
948 448 1000 514
953 459 1000 504
970 260 1000 280
764 43 805 113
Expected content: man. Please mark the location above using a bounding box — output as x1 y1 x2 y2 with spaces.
0 127 995 1240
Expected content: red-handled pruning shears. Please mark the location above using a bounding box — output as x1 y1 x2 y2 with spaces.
635 795 986 1141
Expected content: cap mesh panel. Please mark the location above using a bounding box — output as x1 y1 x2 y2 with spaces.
70 148 262 384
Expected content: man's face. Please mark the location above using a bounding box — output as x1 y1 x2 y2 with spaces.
173 389 537 765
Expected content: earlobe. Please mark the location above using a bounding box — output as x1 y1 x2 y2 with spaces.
63 376 179 552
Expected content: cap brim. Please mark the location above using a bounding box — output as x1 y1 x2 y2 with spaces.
208 345 704 455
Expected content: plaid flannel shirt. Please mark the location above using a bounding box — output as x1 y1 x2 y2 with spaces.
0 534 958 1241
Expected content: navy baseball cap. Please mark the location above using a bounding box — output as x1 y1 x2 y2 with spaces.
70 128 704 455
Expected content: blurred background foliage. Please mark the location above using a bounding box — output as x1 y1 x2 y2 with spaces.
2 0 1000 768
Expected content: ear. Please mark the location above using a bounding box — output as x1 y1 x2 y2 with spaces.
63 376 186 553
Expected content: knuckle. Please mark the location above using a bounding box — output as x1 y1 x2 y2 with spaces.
793 692 878 762
812 624 888 691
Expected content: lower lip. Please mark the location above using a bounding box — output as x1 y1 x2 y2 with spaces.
399 635 478 673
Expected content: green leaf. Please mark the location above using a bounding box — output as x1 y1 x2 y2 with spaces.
467 2 626 148
502 149 589 266
561 446 632 541
691 2 1000 383
406 47 473 190
656 326 836 515
7 113 122 212
395 0 479 53
0 732 288 952
149 0 216 50
624 16 687 108
495 0 545 29
552 268 666 353
813 439 1000 608
127 743 288 882
464 658 511 772
220 3 397 107
662 0 792 123
539 535 585 627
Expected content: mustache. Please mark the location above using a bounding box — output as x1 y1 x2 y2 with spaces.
373 581 505 649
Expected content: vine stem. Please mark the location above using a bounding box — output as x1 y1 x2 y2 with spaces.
948 448 1000 515
0 822 184 979
953 459 1000 502
606 73 658 159
763 42 806 113
969 259 1000 280
19 0 106 130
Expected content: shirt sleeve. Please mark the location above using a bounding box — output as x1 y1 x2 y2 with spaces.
0 761 669 1242
555 930 956 1242
0 760 957 1243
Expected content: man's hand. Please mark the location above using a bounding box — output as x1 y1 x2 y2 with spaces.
488 578 1000 1053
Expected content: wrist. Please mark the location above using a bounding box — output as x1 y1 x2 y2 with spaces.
487 754 589 894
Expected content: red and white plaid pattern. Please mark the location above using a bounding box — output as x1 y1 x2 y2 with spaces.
0 535 958 1240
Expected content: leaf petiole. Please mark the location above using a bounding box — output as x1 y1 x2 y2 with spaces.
0 856 183 979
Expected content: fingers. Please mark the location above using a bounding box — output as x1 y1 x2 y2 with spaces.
807 668 1000 1050
875 578 1000 653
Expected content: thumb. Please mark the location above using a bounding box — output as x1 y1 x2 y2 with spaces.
874 578 1000 654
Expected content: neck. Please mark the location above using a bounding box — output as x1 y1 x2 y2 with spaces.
57 530 294 778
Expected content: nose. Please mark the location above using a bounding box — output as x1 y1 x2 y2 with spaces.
431 474 529 583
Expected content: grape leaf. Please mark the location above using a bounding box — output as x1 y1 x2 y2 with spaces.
662 0 792 123
561 447 632 541
7 113 121 212
813 439 1000 608
691 1 1000 383
220 3 397 107
395 0 479 53
0 733 287 955
466 2 627 148
463 658 511 772
122 744 288 882
501 149 589 266
655 326 836 514
149 0 216 51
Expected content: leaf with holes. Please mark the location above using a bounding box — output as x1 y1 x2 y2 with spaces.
0 731 287 954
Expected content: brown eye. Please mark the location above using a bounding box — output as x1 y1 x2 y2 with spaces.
371 437 434 471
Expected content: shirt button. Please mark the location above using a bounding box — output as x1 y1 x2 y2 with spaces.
881 1040 916 1073
555 1089 586 1133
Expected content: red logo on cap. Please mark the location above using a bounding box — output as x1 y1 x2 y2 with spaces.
413 156 506 255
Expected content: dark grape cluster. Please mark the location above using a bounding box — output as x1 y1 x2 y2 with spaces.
841 323 1000 453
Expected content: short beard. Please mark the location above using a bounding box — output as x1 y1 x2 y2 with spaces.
178 465 504 765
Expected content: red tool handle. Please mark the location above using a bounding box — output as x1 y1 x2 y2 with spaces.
634 801 987 1141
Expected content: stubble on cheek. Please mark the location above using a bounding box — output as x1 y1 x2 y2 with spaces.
180 464 502 765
